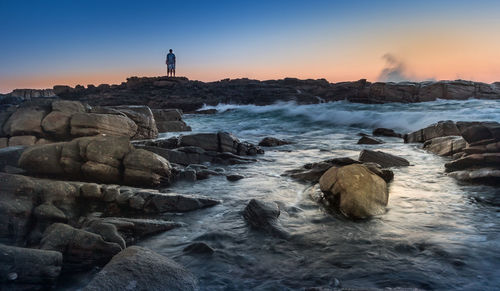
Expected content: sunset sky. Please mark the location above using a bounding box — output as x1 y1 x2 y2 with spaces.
1 0 500 93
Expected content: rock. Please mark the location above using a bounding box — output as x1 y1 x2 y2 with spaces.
404 120 460 143
40 223 122 271
372 128 402 138
82 161 121 184
139 191 220 213
183 242 214 255
0 146 25 171
0 244 62 288
448 168 500 185
362 162 394 183
157 120 192 132
82 217 181 244
358 150 410 168
107 105 159 139
84 222 126 249
0 137 7 148
84 135 133 167
51 100 86 114
319 164 389 219
243 199 288 238
0 109 15 137
83 246 198 291
445 153 500 172
18 142 65 175
463 141 500 155
70 113 138 138
0 173 37 245
81 183 103 199
179 133 219 151
283 157 360 183
423 136 467 156
123 149 172 186
357 136 383 144
8 135 37 146
456 121 500 144
196 169 222 180
258 137 291 147
41 111 72 138
151 109 183 121
227 174 244 181
3 105 48 136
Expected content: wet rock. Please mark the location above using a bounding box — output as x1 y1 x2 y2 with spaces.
319 164 389 219
82 217 181 245
372 128 402 138
158 120 192 132
357 136 384 144
362 162 394 183
40 223 122 271
227 174 244 181
456 121 500 144
84 221 126 249
258 137 291 147
463 141 500 155
448 168 500 185
423 136 466 156
183 242 215 255
283 157 360 183
133 191 220 213
123 149 172 186
404 120 460 143
0 244 62 288
445 153 500 172
70 113 138 138
358 150 410 168
83 246 198 291
243 199 289 238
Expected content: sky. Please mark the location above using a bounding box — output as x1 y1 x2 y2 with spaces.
1 0 500 93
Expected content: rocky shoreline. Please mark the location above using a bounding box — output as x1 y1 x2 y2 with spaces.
0 82 499 290
2 77 500 112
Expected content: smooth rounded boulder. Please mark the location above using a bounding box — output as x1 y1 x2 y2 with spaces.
319 164 389 219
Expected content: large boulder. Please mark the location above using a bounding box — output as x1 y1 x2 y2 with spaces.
445 153 500 172
41 111 72 138
107 105 159 139
157 120 192 132
318 164 389 219
423 136 466 156
179 133 219 151
456 121 500 144
83 246 198 291
0 244 62 288
243 199 288 238
372 128 402 138
404 120 460 143
70 113 138 138
18 142 66 175
3 105 49 136
448 168 500 185
40 223 122 271
358 150 410 168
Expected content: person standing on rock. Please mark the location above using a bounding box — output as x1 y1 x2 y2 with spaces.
166 49 176 77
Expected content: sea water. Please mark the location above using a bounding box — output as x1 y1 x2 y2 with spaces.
142 99 500 290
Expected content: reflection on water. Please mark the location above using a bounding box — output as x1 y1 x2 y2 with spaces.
144 100 500 290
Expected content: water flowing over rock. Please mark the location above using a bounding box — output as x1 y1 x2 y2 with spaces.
318 164 389 219
358 150 410 168
243 199 289 238
83 246 198 291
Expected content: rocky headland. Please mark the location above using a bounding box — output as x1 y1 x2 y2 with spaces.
0 76 499 290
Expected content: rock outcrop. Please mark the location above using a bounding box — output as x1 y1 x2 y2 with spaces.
407 120 500 185
49 77 500 112
83 246 198 291
318 164 389 219
0 100 161 149
17 135 171 186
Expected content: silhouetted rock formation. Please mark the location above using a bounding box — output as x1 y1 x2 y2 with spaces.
43 77 500 111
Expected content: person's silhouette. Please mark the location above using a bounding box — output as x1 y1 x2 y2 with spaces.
166 49 176 77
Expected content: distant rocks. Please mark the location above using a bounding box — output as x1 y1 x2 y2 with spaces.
258 137 292 147
357 136 384 144
83 246 198 291
42 77 500 112
373 128 403 138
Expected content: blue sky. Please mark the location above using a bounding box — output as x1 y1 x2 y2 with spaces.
1 0 500 92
